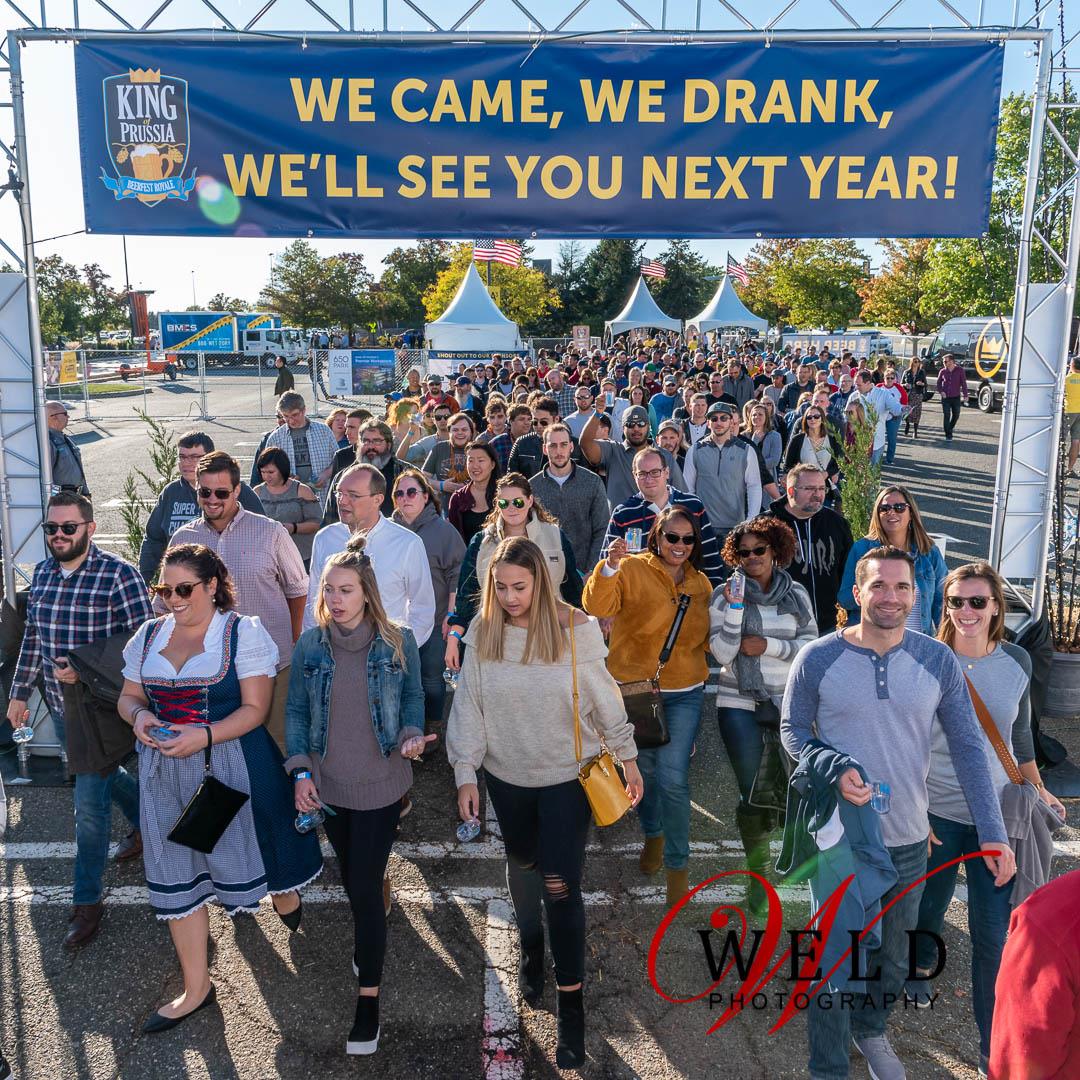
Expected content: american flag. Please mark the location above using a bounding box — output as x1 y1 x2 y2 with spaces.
474 239 523 267
726 255 750 287
641 260 667 279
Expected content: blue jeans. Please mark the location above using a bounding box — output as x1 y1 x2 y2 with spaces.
635 687 703 871
418 631 447 733
914 813 1012 1062
808 837 928 1080
715 706 763 802
884 417 901 464
73 764 140 905
870 445 886 467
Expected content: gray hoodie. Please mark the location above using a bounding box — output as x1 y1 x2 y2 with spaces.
393 501 467 628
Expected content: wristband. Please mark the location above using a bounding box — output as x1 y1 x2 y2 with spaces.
292 769 312 782
449 629 464 642
131 705 148 724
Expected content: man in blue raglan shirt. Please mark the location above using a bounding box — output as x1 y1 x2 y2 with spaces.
782 545 1014 1080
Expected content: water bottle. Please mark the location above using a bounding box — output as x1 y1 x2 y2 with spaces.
870 781 891 815
456 819 481 843
625 527 643 553
729 570 746 610
443 668 460 691
11 725 33 745
295 807 326 834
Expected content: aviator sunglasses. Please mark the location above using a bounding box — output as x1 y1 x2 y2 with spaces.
150 581 202 601
198 486 234 501
497 497 527 510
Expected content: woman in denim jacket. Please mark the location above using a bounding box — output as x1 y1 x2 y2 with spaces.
838 484 947 635
285 534 428 1058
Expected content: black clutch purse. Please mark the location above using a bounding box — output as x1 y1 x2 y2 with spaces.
167 732 249 855
618 594 692 749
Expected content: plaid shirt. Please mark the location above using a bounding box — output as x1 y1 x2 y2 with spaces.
12 545 153 722
546 380 577 419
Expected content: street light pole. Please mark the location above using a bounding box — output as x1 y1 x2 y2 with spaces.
190 270 196 308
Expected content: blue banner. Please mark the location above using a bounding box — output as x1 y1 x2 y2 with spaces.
74 41 1003 239
327 349 397 395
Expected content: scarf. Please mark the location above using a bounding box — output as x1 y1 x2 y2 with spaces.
733 567 814 701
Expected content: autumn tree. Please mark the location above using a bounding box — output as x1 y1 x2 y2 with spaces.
859 239 943 333
770 239 868 328
737 239 800 327
423 243 560 330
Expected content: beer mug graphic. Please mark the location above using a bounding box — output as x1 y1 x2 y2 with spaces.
129 144 174 202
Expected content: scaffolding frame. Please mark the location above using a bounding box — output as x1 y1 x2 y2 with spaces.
0 1 1075 623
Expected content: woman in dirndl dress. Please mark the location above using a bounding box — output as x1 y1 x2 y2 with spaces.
118 543 322 1033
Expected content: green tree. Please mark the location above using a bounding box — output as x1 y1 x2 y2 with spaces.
738 239 800 327
80 263 127 338
258 239 325 329
36 255 87 344
772 239 868 328
531 240 588 335
650 239 721 321
423 243 560 330
377 240 453 327
859 239 943 333
573 239 645 335
319 252 375 333
206 292 250 311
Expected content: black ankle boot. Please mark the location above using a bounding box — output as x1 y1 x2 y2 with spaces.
519 940 545 1007
346 995 380 1056
555 987 586 1069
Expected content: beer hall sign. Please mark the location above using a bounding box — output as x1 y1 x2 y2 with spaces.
99 67 197 204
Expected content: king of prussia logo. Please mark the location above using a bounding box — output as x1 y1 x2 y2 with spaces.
100 67 197 205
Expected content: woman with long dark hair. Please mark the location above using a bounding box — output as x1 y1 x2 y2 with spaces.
447 440 501 544
709 517 816 916
117 544 322 1033
447 536 642 1068
907 562 1062 1075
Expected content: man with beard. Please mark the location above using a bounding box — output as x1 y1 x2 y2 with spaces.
782 547 1012 1080
322 419 400 525
529 423 610 571
168 452 308 750
304 463 434 643
7 492 153 948
766 464 852 633
141 430 264 583
579 404 685 508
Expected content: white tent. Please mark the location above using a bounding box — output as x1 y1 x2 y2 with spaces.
604 276 681 337
686 275 768 334
424 262 523 354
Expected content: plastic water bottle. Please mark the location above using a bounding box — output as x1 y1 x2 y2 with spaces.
870 781 891 815
295 807 326 834
456 819 481 843
729 570 746 610
443 668 460 691
11 725 33 745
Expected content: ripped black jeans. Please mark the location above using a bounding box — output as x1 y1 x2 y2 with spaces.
485 771 592 987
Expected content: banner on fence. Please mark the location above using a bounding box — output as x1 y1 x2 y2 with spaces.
74 41 1003 239
326 348 397 396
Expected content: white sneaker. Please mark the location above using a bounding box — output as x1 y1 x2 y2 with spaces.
853 1034 906 1080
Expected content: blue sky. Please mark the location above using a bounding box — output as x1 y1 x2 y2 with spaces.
1 0 1074 314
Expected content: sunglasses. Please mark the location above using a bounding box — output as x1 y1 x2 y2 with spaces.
708 414 732 422
150 581 202 600
877 501 910 515
497 497 527 510
198 487 234 501
433 413 451 421
624 420 648 428
806 413 824 421
43 521 87 536
663 531 695 545
946 595 991 610
393 487 422 500
737 543 769 558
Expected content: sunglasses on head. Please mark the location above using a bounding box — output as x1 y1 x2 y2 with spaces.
737 543 769 558
198 486 233 501
43 521 86 536
946 595 991 610
393 486 422 500
877 501 909 515
150 581 202 600
663 531 695 546
497 497 527 510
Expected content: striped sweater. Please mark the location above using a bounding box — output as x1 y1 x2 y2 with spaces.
709 582 818 710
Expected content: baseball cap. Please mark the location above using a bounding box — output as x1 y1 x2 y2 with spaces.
426 375 442 385
455 376 471 386
623 405 650 426
663 376 677 388
707 401 735 418
497 368 510 380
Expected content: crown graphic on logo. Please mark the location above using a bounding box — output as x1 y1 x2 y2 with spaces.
127 68 161 84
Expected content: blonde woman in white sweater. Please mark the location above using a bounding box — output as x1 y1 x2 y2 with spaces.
446 536 642 1071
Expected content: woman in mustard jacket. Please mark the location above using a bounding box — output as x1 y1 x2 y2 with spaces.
582 506 712 907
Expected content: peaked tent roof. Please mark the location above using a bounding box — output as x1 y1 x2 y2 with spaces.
686 276 768 334
424 262 523 351
604 276 681 336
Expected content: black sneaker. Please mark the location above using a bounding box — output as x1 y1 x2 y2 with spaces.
0 1055 10 1080
346 995 380 1056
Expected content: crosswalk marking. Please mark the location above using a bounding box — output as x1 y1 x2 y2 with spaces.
483 898 524 1080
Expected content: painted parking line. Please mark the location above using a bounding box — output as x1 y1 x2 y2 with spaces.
483 898 524 1080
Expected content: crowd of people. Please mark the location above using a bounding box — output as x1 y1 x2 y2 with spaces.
3 332 1076 1080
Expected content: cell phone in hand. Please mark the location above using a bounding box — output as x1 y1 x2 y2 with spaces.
151 725 179 741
